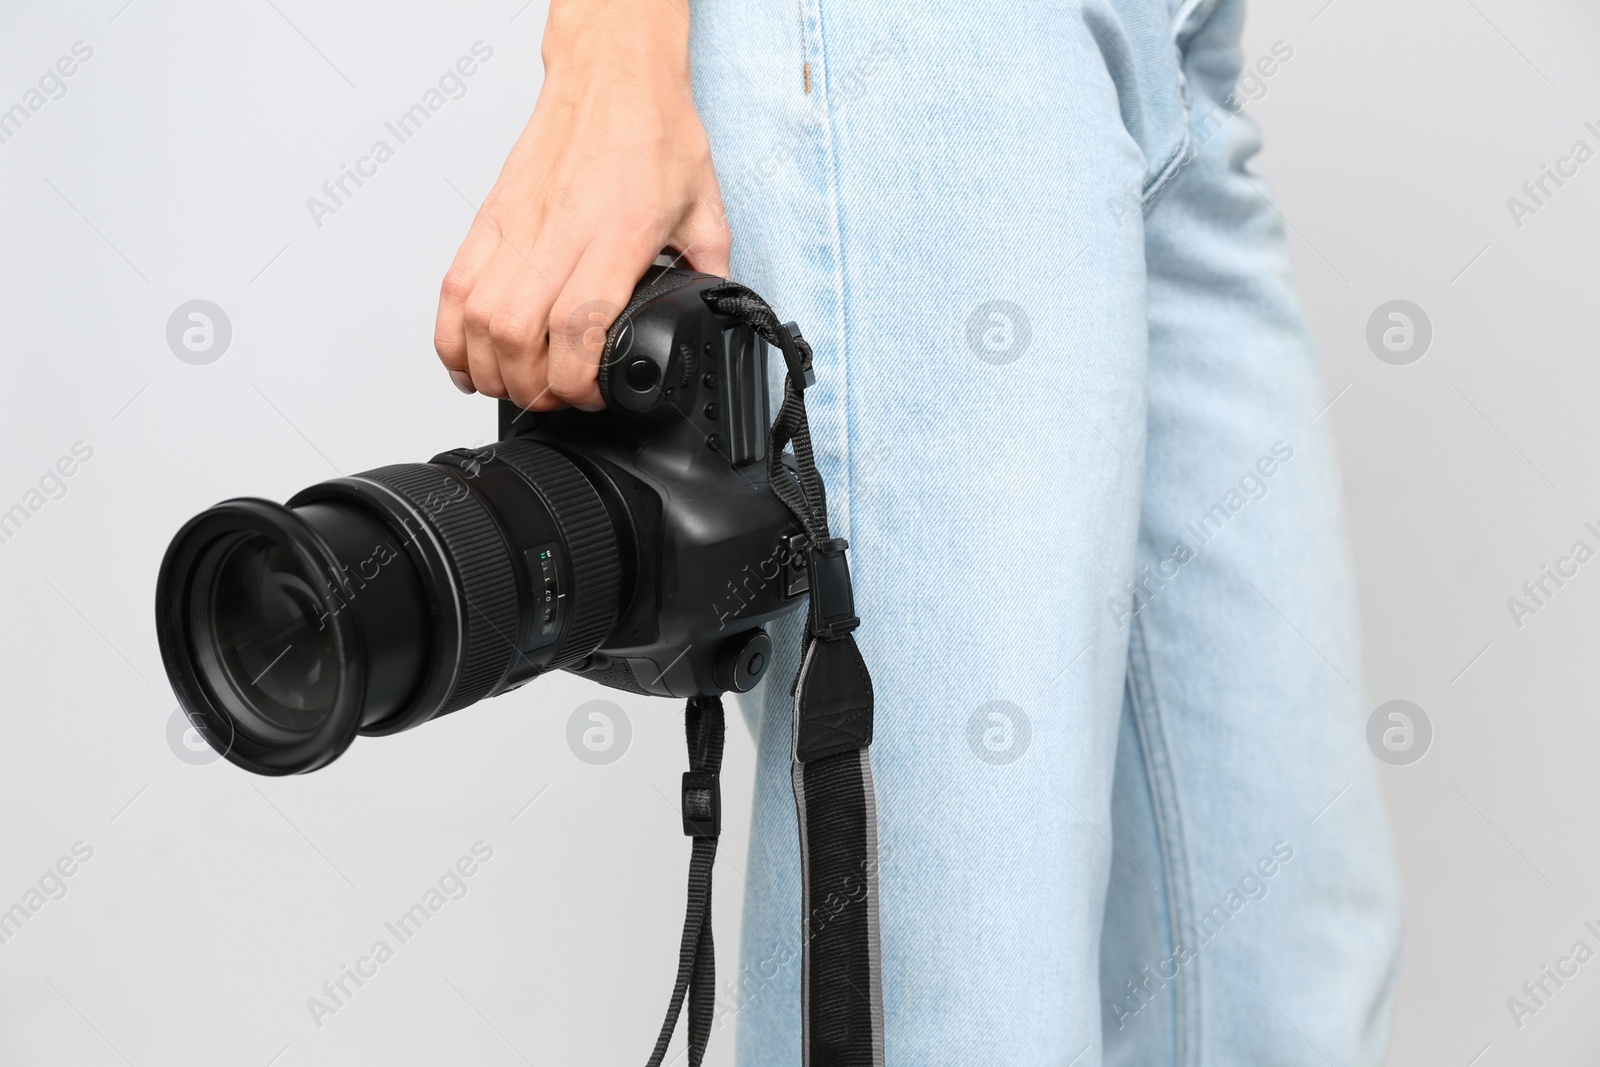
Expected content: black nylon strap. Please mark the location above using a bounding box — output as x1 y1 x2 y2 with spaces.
646 695 725 1067
794 749 884 1066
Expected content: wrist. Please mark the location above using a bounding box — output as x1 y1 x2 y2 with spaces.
543 0 690 79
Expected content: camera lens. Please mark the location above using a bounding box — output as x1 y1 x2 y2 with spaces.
156 441 627 775
199 534 338 740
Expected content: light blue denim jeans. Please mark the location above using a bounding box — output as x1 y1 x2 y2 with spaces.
689 0 1404 1062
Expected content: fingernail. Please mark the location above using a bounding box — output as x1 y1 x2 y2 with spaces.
449 370 476 394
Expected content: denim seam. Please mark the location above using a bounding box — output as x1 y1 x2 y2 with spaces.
1139 56 1191 208
1140 133 1192 210
806 0 853 544
1143 0 1225 212
1126 613 1200 1066
1076 0 1190 213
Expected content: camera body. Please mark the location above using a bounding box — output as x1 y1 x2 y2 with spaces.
493 267 808 698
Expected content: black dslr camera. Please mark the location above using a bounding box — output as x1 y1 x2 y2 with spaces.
156 267 811 774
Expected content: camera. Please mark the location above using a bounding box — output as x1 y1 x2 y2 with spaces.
155 267 811 775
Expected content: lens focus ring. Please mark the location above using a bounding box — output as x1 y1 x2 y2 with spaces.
491 440 621 668
355 463 519 714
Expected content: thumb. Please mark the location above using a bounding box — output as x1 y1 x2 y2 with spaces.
669 196 733 277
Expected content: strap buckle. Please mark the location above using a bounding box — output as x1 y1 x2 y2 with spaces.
681 771 721 838
806 537 860 638
775 321 816 391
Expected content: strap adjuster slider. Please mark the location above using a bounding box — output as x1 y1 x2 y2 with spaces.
681 771 722 838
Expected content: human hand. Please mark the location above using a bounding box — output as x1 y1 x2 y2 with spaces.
434 0 730 409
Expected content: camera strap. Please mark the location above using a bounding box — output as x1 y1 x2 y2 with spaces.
646 694 726 1067
644 284 884 1067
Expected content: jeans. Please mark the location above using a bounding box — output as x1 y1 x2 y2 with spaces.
689 0 1405 1062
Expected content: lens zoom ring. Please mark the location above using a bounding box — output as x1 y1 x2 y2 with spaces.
492 440 622 667
356 463 519 713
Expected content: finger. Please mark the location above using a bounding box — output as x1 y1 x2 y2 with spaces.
489 259 565 411
434 213 503 373
547 235 662 409
460 243 526 398
668 195 733 278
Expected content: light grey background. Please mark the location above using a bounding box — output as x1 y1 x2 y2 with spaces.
0 0 1593 1063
